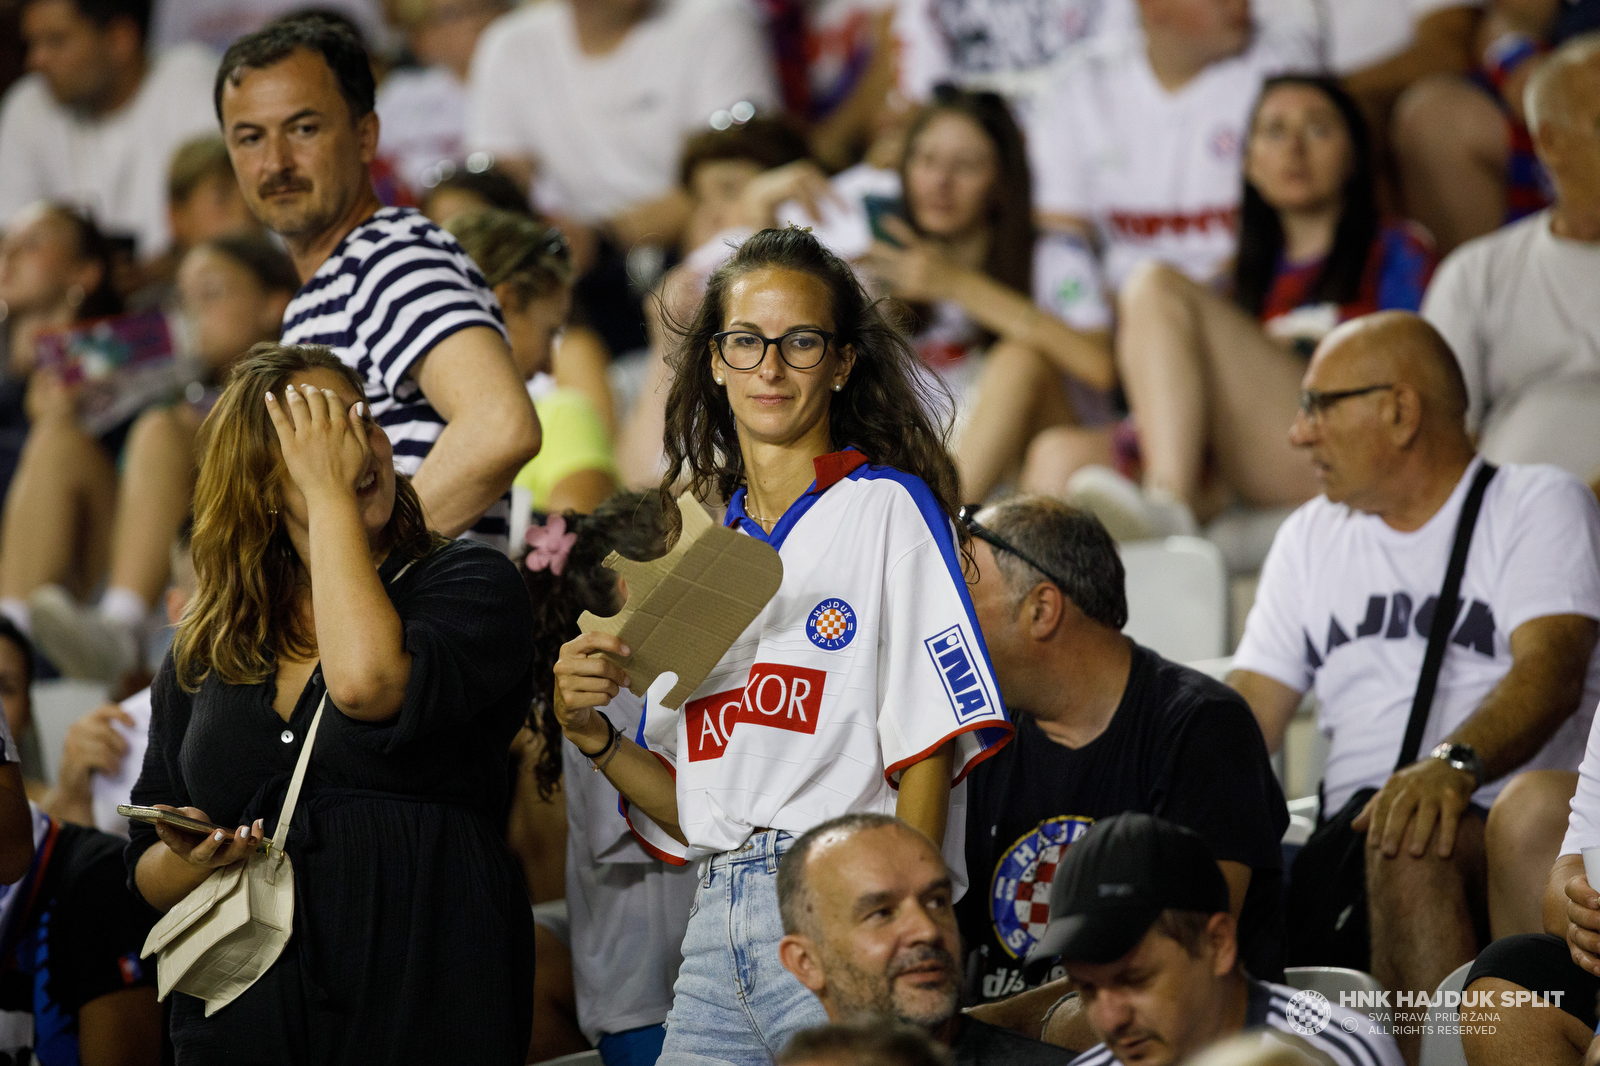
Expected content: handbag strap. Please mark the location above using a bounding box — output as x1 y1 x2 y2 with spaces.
269 557 419 857
1394 461 1498 771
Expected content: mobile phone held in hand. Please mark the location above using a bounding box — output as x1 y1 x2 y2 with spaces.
117 804 228 837
863 194 908 246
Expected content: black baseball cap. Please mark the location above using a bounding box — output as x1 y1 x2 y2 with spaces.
1026 812 1229 965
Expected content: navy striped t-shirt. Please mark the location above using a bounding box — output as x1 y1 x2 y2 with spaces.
280 206 511 547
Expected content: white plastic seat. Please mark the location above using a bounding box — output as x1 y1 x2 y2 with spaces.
1283 966 1389 1034
29 678 110 785
1419 961 1474 1066
1118 536 1229 664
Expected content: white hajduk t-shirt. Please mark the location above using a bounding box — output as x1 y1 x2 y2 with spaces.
893 0 1137 103
1028 29 1318 292
1422 211 1600 440
465 0 779 223
623 452 1014 896
0 45 218 260
1234 458 1600 813
563 689 697 1044
90 686 152 838
375 65 468 197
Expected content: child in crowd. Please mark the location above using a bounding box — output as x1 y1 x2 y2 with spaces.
514 490 698 1066
8 235 298 682
448 208 619 515
133 135 263 305
1025 76 1437 539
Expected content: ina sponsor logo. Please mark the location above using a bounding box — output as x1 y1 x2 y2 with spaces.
924 625 995 721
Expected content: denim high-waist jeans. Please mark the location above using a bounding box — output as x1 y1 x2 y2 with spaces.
657 830 830 1066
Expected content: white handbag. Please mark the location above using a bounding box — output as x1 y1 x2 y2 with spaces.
140 691 328 1016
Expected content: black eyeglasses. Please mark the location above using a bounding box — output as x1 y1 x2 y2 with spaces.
1297 383 1395 419
712 329 834 371
959 505 1073 592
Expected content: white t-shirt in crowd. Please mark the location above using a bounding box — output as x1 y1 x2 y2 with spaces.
0 45 218 259
1028 28 1317 292
894 0 1137 102
465 0 779 222
1234 458 1600 812
1422 211 1600 440
90 686 152 838
563 690 697 1044
623 452 1014 898
1253 0 1482 75
375 65 468 197
149 0 396 57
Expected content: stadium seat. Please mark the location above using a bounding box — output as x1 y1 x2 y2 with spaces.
1283 967 1390 1035
28 678 110 785
1119 536 1229 663
1419 961 1473 1066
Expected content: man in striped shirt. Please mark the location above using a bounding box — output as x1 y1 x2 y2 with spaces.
1039 814 1401 1066
216 15 539 548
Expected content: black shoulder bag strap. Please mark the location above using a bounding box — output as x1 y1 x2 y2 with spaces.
1394 461 1499 770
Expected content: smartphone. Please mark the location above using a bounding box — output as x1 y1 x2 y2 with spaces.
117 804 228 837
863 194 908 247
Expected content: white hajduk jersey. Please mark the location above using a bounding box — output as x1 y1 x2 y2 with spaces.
624 450 1014 895
1028 27 1318 291
280 207 511 548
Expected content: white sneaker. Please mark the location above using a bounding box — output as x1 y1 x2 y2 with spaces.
28 585 140 682
1064 466 1198 541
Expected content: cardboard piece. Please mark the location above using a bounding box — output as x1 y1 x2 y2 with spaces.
578 492 784 710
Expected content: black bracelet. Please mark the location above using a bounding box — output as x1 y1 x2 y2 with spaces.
576 712 619 764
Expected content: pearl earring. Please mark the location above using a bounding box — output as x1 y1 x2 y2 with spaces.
833 383 843 392
715 378 724 385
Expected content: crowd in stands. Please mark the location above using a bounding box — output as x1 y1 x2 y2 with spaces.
0 0 1597 1063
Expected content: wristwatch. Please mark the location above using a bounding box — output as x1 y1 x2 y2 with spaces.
1429 742 1485 789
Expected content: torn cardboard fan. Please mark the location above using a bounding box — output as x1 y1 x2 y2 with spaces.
577 492 783 710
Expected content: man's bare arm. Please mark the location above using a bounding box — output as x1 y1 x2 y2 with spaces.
1228 669 1304 755
411 327 542 537
1453 614 1598 781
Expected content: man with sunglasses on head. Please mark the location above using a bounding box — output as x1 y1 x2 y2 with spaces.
953 496 1287 1053
1229 310 1600 1065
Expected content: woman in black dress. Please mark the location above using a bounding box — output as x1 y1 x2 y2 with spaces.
125 343 536 1063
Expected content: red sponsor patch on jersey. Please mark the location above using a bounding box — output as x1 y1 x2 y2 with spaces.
685 663 825 761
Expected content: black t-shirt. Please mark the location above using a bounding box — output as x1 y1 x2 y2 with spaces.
0 821 160 1063
950 1017 1077 1066
959 643 1288 1002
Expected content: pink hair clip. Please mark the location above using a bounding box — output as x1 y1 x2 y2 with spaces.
524 514 578 576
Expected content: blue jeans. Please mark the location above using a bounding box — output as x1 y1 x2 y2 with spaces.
657 831 830 1066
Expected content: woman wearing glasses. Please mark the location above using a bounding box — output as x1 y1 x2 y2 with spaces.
553 226 1013 1066
1023 76 1438 539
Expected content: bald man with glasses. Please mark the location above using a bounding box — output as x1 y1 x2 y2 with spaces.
1230 310 1600 1065
951 497 1288 1054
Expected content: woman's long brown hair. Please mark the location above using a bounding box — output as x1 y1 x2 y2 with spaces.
173 343 443 692
659 226 963 542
